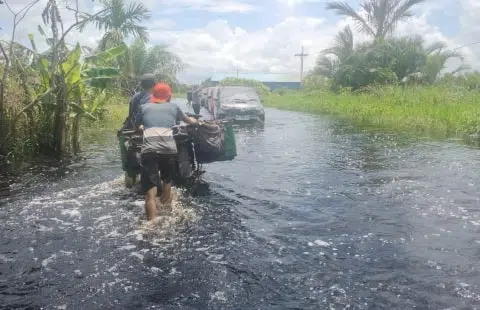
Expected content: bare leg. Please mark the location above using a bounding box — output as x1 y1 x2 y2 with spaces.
160 182 172 205
145 186 157 221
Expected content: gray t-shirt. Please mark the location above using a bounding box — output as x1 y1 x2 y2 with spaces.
135 102 186 155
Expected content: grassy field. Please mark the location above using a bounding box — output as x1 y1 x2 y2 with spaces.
264 86 480 138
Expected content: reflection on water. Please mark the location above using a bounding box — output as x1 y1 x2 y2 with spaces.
1 100 480 309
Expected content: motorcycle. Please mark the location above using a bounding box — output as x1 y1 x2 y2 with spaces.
117 113 236 197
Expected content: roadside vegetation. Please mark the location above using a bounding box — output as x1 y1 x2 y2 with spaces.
265 85 480 137
0 0 187 171
261 0 480 139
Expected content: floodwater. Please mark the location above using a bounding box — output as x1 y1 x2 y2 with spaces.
1 100 480 309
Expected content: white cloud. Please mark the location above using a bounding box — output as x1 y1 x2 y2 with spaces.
456 0 480 70
155 0 257 13
149 16 343 82
148 19 177 31
276 0 322 5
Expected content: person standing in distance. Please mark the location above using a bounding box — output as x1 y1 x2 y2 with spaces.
134 82 200 221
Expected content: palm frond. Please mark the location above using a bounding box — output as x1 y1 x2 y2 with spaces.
384 0 426 37
125 2 151 22
325 1 376 37
425 41 447 54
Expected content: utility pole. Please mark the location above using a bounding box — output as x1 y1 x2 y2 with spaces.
295 45 308 87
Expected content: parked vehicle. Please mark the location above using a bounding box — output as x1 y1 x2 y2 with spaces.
192 86 265 125
117 113 237 196
220 86 265 125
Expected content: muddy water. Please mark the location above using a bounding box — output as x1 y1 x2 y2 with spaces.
1 100 480 309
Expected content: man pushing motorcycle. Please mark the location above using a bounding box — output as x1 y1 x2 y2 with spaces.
134 82 201 221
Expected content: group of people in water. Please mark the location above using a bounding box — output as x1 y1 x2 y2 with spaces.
124 73 202 222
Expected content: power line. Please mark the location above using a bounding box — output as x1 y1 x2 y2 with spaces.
451 40 480 51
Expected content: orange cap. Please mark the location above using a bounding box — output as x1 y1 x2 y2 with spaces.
151 83 172 103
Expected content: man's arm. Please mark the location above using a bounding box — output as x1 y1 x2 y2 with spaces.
133 106 144 130
175 104 199 125
183 115 200 125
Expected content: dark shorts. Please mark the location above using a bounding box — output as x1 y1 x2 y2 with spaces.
140 152 176 192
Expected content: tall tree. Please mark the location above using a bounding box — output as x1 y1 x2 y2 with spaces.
82 0 150 50
325 0 426 42
119 39 185 94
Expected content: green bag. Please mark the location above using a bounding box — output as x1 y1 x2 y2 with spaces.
222 123 237 159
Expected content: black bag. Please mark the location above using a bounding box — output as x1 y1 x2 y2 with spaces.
190 123 226 163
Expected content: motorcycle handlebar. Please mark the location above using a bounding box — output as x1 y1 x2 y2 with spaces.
119 119 232 136
185 112 202 119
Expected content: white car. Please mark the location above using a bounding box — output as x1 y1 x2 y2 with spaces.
211 86 265 125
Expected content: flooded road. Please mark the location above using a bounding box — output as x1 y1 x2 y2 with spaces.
1 100 480 309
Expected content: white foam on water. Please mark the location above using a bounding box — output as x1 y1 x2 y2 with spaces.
455 281 480 302
0 254 16 262
210 291 227 303
308 240 330 247
61 209 81 218
105 229 121 238
118 244 136 251
130 252 144 261
134 190 199 241
4 174 203 302
37 225 54 232
95 215 113 223
41 253 57 269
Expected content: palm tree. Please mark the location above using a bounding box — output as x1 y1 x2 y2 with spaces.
422 42 464 84
143 45 185 84
325 0 426 42
81 0 150 50
314 56 339 78
119 39 186 94
380 35 427 81
322 25 354 60
314 26 354 78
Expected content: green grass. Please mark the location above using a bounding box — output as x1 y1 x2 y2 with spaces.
264 86 480 138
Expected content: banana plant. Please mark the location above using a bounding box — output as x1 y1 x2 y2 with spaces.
66 44 126 124
8 35 126 154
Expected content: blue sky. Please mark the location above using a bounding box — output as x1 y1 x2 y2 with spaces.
149 0 461 34
0 0 477 83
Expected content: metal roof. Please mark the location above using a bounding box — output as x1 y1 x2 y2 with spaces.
210 72 300 83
